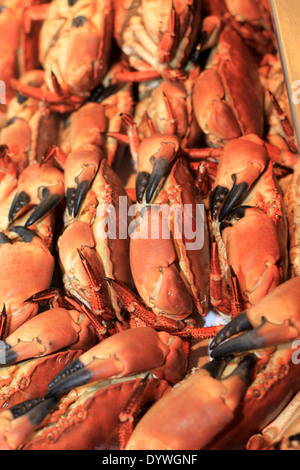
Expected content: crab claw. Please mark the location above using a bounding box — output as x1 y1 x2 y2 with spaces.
45 327 187 399
220 206 285 306
65 149 101 217
0 397 57 450
125 354 257 450
8 162 64 226
9 225 40 242
211 135 269 221
136 134 181 203
0 307 97 366
64 102 107 217
210 276 300 359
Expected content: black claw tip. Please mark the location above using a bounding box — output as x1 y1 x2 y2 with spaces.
71 15 88 27
66 180 89 218
9 226 40 242
211 186 228 220
218 179 248 222
28 397 58 426
210 321 267 359
288 433 300 446
220 206 250 232
202 356 234 378
0 341 17 365
210 312 252 351
25 189 62 227
0 232 12 244
73 181 89 218
17 92 27 104
145 157 169 204
226 206 248 223
219 220 232 232
89 82 122 104
4 117 19 128
229 353 257 384
136 172 150 204
9 397 58 426
9 397 44 420
66 187 77 217
45 358 92 398
8 191 30 222
191 30 208 64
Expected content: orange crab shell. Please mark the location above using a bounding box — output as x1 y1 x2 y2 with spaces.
134 69 202 148
192 29 264 147
87 160 134 287
39 0 113 96
223 0 270 26
68 102 107 152
0 6 20 102
112 0 202 80
223 0 276 53
0 109 60 172
0 150 18 207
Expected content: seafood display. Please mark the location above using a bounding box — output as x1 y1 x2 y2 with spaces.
0 0 299 451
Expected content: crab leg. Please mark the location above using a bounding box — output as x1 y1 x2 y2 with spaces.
104 277 218 340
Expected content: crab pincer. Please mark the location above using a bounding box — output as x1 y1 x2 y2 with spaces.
135 134 181 204
0 306 97 366
45 327 187 399
125 354 257 450
0 397 57 450
210 276 300 359
211 135 269 222
8 161 64 227
109 113 182 204
219 206 286 306
64 102 107 218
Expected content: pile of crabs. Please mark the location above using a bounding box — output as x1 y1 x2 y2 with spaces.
0 0 299 451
